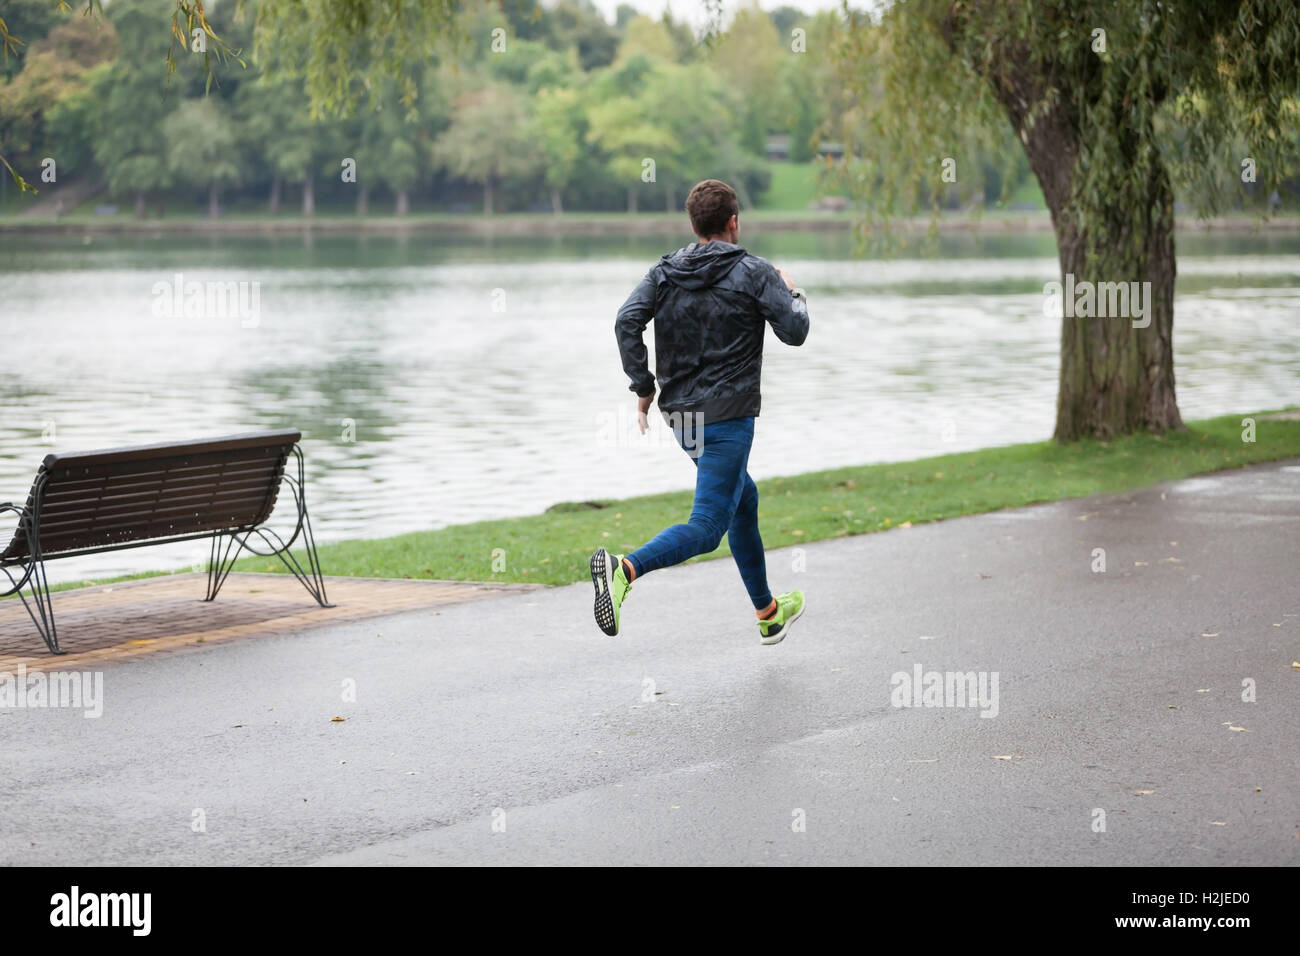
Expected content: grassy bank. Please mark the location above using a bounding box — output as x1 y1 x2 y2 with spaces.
214 409 1296 588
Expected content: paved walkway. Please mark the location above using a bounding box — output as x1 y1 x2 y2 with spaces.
0 573 536 670
2 461 1297 865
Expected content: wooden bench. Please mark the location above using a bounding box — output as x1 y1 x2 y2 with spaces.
0 430 332 654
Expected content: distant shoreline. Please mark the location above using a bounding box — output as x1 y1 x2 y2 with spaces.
2 209 1296 238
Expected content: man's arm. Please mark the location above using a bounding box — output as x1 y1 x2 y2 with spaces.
615 270 658 398
753 260 810 346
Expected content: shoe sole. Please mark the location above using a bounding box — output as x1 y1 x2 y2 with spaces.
761 602 803 645
590 549 619 636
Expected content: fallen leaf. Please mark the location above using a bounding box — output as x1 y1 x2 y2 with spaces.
991 754 1017 761
1227 725 1248 732
1134 790 1155 795
898 521 912 529
919 635 936 641
1134 561 1149 567
1292 662 1300 669
1201 632 1220 638
330 716 346 722
1209 821 1227 826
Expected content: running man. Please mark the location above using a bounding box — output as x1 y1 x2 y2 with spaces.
590 179 810 644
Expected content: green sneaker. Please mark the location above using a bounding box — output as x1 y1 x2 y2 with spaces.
590 549 632 636
757 590 805 645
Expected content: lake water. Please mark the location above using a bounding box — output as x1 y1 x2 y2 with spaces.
1 228 1297 581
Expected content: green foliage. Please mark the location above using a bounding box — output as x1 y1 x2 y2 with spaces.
0 0 61 81
826 2 1022 252
0 11 117 186
617 15 678 63
252 0 462 118
163 96 242 192
829 1 1300 257
533 85 584 204
430 80 540 211
4 0 1297 224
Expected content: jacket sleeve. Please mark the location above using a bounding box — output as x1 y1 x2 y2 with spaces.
752 259 810 346
615 270 658 397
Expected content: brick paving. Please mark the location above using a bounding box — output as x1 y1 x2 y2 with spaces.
0 573 539 672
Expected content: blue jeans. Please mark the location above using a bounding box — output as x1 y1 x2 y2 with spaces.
626 416 773 610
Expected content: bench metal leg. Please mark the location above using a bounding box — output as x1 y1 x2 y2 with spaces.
251 523 333 608
1 559 63 655
155 443 332 612
203 523 333 609
203 531 246 603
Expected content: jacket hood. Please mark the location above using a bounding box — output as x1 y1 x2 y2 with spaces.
658 241 746 291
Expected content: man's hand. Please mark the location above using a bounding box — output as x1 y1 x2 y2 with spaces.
637 392 655 435
776 267 796 291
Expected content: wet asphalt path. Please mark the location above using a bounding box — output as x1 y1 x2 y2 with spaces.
2 460 1297 865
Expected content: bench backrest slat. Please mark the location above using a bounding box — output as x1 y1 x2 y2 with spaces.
0 430 301 562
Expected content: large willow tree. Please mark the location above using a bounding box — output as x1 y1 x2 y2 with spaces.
829 1 1300 441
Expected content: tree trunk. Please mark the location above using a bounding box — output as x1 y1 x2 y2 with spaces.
484 177 494 215
665 181 675 213
1050 205 1181 439
978 60 1182 441
134 191 146 219
551 186 562 215
357 184 369 216
269 176 281 215
395 190 409 216
302 172 315 217
627 186 637 214
208 182 220 218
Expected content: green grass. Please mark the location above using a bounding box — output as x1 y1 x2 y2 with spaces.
18 409 1296 597
219 409 1296 587
757 160 824 211
1002 177 1048 209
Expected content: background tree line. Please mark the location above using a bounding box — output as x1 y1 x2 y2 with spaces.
2 0 1076 218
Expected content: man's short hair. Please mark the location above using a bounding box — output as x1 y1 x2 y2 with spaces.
685 179 738 238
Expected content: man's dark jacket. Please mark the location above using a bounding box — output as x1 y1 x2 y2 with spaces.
615 240 810 424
